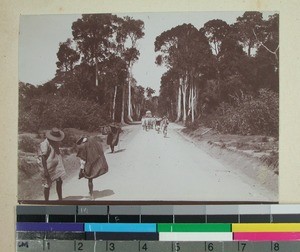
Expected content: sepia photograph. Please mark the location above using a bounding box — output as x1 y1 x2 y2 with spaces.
18 11 279 203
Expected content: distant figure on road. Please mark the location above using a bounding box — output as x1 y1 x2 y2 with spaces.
76 136 108 199
161 116 169 137
141 116 146 130
145 110 152 131
107 123 121 153
38 128 66 201
155 117 162 133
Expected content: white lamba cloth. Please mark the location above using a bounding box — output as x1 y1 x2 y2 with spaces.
79 159 86 170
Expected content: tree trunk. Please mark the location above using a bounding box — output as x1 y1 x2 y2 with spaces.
127 63 133 122
132 103 136 120
193 85 198 119
127 81 133 121
248 40 252 56
187 85 191 117
121 85 125 124
175 82 182 122
170 101 173 119
191 83 194 123
95 57 98 87
95 57 99 101
252 28 279 69
136 105 140 120
112 86 117 122
182 87 187 124
182 75 188 124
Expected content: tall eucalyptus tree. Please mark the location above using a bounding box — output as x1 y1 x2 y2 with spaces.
72 14 117 100
155 23 211 123
116 16 144 123
234 11 263 56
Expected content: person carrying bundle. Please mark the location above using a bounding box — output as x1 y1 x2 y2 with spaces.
107 123 121 153
76 136 108 199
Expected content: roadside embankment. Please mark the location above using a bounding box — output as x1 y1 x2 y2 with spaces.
175 125 278 195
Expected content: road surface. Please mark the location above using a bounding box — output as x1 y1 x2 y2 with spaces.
50 123 277 201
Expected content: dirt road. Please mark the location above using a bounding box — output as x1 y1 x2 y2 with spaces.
51 123 277 202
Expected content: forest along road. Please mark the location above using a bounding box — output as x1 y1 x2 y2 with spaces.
58 123 277 202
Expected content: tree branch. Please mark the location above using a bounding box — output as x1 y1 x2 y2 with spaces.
253 28 279 58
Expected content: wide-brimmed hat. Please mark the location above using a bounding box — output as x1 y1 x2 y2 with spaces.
46 128 65 142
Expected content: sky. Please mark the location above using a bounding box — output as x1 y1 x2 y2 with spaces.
19 11 275 93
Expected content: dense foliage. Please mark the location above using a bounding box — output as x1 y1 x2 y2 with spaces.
155 12 279 136
19 12 279 137
19 14 150 133
203 89 279 136
19 94 109 132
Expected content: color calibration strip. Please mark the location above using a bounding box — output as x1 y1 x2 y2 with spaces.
16 223 300 241
16 205 300 251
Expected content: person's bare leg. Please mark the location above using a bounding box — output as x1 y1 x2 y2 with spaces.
44 187 50 201
56 178 63 200
88 179 93 198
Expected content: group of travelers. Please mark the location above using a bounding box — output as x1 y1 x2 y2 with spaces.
154 116 169 137
141 111 169 137
37 112 169 201
37 124 121 201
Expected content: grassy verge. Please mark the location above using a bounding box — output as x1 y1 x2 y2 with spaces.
182 125 278 175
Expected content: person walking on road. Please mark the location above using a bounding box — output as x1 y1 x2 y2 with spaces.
106 123 121 153
155 117 162 133
76 136 108 199
160 116 169 137
38 128 66 201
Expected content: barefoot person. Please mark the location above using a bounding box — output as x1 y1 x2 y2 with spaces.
161 116 169 137
76 136 108 199
38 128 66 201
107 123 121 153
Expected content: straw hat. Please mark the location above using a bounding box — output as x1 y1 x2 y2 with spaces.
46 128 65 142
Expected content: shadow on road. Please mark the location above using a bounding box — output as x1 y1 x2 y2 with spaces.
107 148 126 154
63 189 115 200
93 189 115 199
114 148 126 153
63 196 84 200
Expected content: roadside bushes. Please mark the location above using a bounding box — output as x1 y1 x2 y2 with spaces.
18 155 40 176
261 151 279 174
19 94 110 133
19 136 37 153
185 120 200 131
203 89 279 137
60 130 77 148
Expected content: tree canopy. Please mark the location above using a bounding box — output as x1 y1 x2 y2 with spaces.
19 12 279 137
155 12 279 136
